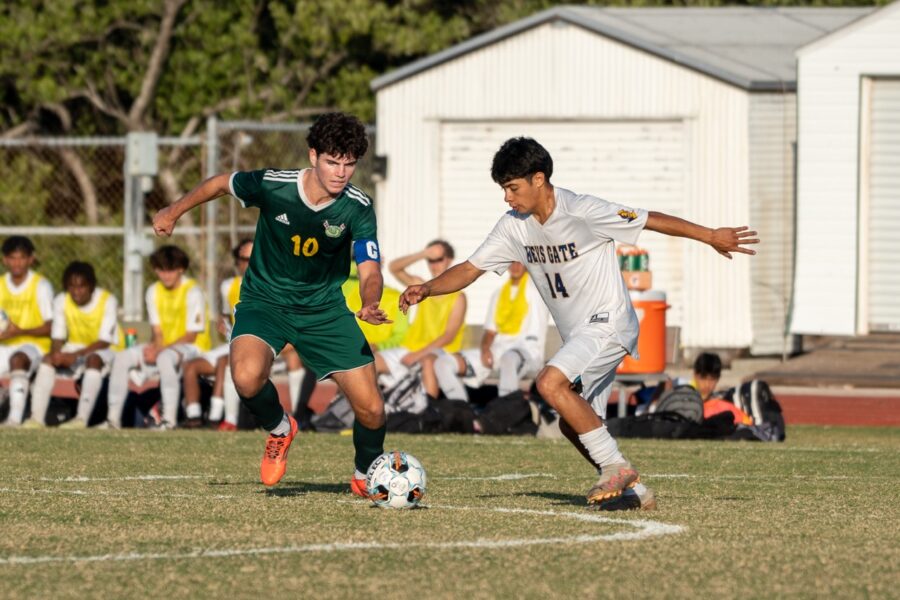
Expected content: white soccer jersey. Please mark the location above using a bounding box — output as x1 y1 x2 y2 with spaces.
50 288 119 345
145 277 206 333
483 276 549 363
468 187 648 353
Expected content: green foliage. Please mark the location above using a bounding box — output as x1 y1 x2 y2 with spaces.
0 154 51 225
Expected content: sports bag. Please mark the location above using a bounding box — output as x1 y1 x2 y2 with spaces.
725 379 786 441
654 385 704 424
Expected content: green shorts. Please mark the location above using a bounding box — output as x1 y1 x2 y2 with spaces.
231 300 373 379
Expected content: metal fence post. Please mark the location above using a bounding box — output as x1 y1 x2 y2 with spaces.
124 132 158 321
205 115 219 318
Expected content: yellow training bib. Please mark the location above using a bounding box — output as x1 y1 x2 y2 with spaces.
153 278 211 351
0 272 51 352
495 274 529 336
402 291 465 353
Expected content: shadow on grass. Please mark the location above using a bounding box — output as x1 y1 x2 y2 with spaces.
517 492 585 507
258 481 350 497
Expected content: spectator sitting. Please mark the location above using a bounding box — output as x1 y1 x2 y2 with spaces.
106 245 211 429
24 262 121 428
375 240 466 393
652 352 752 425
0 236 53 426
342 261 408 352
422 261 549 402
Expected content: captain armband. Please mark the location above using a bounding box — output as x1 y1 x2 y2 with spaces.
353 239 381 263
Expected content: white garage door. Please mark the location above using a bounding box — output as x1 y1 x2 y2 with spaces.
868 79 900 331
439 120 686 329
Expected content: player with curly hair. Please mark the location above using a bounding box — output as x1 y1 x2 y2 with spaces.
153 112 389 494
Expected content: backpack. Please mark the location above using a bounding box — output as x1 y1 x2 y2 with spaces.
383 369 428 415
725 379 786 442
653 385 704 424
309 392 354 432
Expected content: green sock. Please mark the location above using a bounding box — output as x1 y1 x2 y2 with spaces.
239 380 284 431
353 419 386 474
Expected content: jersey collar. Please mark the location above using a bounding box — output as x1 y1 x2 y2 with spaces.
297 168 340 213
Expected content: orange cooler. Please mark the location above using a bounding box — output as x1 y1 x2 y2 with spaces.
617 290 668 374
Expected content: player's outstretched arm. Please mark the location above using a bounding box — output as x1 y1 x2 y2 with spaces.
645 211 759 259
152 173 232 237
399 261 484 314
356 259 392 325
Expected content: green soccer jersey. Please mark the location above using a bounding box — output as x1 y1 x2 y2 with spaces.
229 168 377 311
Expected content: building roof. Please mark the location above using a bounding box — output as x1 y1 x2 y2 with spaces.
371 5 875 92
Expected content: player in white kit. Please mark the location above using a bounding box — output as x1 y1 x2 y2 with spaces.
399 137 758 510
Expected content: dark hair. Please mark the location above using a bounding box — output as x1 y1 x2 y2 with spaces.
62 261 97 290
2 235 36 256
693 352 722 378
490 137 553 185
231 238 253 261
149 245 190 271
307 112 368 160
427 239 455 260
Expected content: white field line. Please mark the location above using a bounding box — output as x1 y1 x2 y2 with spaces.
441 473 555 481
0 504 684 566
39 475 219 482
643 474 879 481
0 487 234 500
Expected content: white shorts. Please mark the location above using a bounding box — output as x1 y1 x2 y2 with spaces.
378 347 447 388
0 343 45 376
459 346 541 388
58 343 116 378
122 343 204 385
200 343 231 365
546 327 628 420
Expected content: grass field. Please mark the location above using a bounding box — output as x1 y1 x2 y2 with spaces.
1 425 898 599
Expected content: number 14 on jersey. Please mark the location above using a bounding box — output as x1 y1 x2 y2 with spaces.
544 272 569 299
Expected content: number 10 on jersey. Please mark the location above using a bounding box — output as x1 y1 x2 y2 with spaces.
544 272 569 299
291 234 319 257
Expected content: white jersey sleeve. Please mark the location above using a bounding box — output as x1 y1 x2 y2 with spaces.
37 277 54 321
220 279 233 317
468 216 520 276
50 293 68 341
185 286 206 333
98 292 119 345
145 285 160 325
582 194 649 246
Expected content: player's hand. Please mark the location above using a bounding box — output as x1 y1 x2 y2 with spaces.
142 343 160 365
152 206 179 237
0 322 20 341
399 284 430 314
709 226 759 259
356 304 393 326
400 351 420 367
54 353 78 369
481 348 493 369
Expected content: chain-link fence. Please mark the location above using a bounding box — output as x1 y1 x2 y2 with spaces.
0 120 377 322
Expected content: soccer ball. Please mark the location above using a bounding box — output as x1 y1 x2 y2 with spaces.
366 450 427 509
0 309 8 334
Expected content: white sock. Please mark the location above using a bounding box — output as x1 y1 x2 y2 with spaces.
632 482 648 495
354 470 366 480
434 353 468 401
223 367 239 425
578 425 625 469
77 369 104 423
269 413 290 436
29 363 56 424
157 350 181 425
185 402 202 419
288 368 305 413
208 396 225 422
107 348 139 427
8 370 30 424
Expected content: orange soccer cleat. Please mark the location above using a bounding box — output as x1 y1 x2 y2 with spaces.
350 476 370 499
260 416 298 486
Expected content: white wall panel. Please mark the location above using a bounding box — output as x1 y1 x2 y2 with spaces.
439 120 685 329
749 93 797 355
377 20 754 349
792 3 900 335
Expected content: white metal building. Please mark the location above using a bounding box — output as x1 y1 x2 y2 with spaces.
792 2 900 336
372 6 870 355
